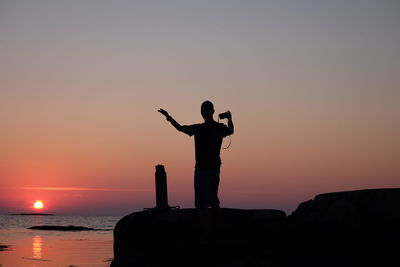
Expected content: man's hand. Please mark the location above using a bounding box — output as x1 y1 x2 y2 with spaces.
158 108 182 131
226 111 232 120
158 108 169 118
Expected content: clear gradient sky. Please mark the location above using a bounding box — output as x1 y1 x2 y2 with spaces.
1 1 399 215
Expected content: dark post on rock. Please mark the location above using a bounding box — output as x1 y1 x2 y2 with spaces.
155 164 169 210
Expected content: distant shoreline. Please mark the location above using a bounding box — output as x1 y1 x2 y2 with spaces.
0 244 11 251
8 213 55 216
28 225 112 231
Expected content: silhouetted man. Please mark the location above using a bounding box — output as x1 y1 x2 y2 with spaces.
158 101 234 235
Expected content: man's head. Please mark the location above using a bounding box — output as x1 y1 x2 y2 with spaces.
201 100 214 120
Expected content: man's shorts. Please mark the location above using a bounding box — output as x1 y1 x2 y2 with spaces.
194 169 220 209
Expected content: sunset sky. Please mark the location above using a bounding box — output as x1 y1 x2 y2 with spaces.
1 1 399 215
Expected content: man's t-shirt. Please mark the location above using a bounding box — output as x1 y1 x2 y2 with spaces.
181 121 231 170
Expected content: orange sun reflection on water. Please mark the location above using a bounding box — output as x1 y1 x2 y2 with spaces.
32 235 42 259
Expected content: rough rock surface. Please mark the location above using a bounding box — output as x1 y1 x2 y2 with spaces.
111 208 286 267
112 189 400 267
290 188 400 226
286 188 400 267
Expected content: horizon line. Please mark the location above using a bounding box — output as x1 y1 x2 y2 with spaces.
8 186 270 194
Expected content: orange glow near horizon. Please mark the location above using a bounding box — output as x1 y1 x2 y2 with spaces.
33 200 44 210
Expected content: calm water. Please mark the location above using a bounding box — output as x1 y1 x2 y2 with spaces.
0 214 121 267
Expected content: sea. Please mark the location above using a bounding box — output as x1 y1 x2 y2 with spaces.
0 214 122 267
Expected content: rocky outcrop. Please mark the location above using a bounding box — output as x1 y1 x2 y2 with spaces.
290 188 400 226
286 188 400 267
111 208 286 267
112 188 400 267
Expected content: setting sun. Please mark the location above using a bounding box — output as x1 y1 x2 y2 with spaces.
33 201 44 209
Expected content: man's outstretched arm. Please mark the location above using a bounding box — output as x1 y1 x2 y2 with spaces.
158 108 184 132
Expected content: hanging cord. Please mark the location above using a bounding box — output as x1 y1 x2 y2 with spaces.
218 117 232 150
223 135 232 150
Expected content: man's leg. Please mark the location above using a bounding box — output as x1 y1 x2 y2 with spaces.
209 169 220 208
209 169 221 231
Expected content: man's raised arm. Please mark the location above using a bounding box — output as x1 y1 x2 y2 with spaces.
227 111 234 135
158 108 184 132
